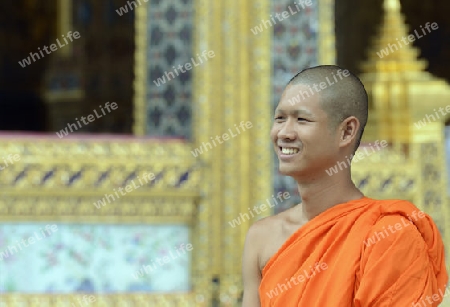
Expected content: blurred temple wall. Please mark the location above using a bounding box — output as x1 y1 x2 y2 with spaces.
0 0 449 306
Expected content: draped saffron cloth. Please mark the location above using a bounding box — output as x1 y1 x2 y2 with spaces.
259 197 448 306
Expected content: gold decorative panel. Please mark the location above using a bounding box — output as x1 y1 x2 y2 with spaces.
318 0 336 64
0 138 206 306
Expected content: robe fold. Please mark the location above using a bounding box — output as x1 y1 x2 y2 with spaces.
259 197 448 306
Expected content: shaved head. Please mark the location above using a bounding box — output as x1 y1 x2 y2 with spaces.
288 65 368 152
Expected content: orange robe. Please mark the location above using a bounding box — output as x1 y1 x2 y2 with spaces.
259 197 448 306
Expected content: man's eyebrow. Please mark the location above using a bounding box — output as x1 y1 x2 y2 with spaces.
274 109 314 117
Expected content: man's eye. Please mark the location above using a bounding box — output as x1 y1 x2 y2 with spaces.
274 116 283 120
298 118 307 121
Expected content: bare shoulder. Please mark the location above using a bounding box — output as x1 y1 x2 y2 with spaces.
242 205 303 306
248 205 297 234
247 213 281 237
245 205 300 270
245 209 288 245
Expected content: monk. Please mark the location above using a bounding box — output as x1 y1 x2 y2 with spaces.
242 65 448 306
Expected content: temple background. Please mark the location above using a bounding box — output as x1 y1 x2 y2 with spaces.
0 0 449 306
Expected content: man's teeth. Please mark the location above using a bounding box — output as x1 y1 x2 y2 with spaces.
281 147 299 155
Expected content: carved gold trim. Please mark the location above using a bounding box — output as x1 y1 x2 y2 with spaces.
133 2 148 136
192 0 273 303
0 293 200 306
0 138 206 306
0 196 197 224
192 0 221 293
220 0 245 302
318 0 336 64
352 146 418 200
248 0 272 225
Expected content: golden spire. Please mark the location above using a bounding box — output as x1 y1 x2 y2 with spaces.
384 0 400 13
360 0 429 79
359 0 450 147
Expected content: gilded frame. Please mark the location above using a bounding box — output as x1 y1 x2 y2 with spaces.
0 139 207 306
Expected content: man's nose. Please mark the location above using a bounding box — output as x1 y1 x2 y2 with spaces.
278 119 296 140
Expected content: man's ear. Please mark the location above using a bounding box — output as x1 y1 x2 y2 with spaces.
339 116 360 148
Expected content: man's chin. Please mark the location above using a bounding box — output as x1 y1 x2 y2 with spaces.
278 165 302 177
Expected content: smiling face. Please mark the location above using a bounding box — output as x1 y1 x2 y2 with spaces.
270 84 341 178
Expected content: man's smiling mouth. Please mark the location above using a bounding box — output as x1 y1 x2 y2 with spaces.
280 147 299 155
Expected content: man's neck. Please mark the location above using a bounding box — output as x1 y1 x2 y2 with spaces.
296 174 364 221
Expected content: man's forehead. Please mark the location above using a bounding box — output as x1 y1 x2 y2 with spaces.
282 83 309 95
279 84 324 108
281 83 324 100
274 108 314 116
